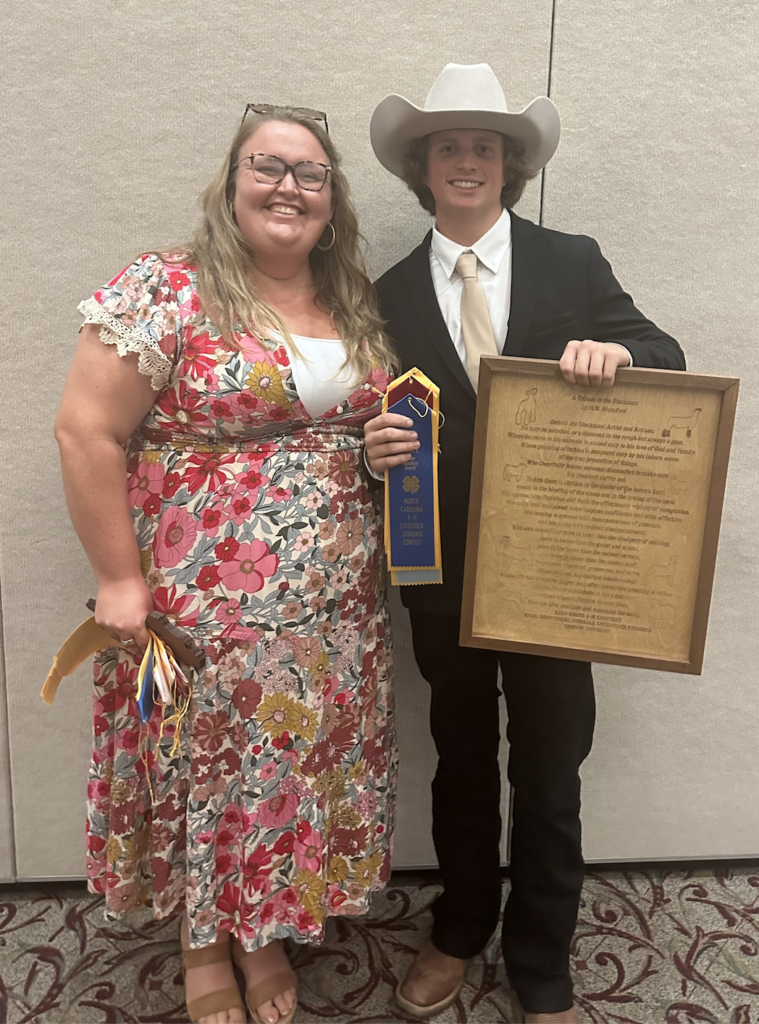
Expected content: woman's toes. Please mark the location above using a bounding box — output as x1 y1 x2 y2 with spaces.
274 988 295 1013
257 1000 279 1024
198 1002 244 1024
220 1010 244 1024
212 1010 245 1024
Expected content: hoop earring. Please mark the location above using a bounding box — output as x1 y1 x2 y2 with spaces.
316 222 336 251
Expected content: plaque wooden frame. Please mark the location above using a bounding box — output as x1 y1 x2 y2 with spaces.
460 357 739 674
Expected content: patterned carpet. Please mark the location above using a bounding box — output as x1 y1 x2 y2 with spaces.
1 866 758 1023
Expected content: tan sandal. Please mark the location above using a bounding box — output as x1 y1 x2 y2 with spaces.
182 942 246 1023
231 937 298 1024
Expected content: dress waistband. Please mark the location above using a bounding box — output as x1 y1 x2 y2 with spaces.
130 425 365 455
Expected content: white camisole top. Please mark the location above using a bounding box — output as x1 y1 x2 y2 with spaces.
285 334 360 419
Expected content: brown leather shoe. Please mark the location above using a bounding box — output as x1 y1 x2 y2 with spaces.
395 942 467 1018
524 1008 578 1023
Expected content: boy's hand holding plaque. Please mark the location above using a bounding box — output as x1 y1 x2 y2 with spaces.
381 369 443 586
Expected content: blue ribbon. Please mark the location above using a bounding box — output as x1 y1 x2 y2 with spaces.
135 635 156 724
386 395 438 569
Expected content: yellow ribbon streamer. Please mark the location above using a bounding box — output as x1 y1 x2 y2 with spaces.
41 617 129 706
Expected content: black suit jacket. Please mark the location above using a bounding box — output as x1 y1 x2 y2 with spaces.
375 211 687 618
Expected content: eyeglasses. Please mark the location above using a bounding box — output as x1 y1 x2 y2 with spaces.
238 153 332 192
240 103 329 135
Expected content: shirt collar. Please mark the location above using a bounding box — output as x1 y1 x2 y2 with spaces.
431 208 512 279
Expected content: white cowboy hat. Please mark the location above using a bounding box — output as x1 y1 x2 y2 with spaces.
370 62 561 178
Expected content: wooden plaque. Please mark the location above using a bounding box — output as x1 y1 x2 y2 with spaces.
460 358 739 674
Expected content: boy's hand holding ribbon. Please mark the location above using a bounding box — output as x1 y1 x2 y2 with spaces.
364 411 421 472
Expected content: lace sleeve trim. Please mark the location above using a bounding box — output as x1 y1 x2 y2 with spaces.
77 297 173 391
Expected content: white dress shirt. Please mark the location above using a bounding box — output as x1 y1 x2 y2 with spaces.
430 208 512 359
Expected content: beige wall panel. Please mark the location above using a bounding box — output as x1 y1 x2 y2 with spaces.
1 1 553 876
388 594 438 869
0 609 16 880
546 1 759 859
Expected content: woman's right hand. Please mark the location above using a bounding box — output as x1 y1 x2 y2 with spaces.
363 412 420 474
95 577 154 653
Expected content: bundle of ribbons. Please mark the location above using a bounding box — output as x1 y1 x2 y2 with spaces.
42 603 203 763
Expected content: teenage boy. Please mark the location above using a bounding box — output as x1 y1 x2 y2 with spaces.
365 63 685 1023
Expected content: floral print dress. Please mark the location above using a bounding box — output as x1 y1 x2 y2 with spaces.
78 255 397 951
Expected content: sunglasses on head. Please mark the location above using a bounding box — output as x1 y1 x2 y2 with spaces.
240 103 329 134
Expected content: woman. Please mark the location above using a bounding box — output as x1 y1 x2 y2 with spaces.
55 105 398 1024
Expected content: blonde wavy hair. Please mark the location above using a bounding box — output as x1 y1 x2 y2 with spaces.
173 107 397 379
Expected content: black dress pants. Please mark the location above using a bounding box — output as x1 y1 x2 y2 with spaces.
408 610 596 1015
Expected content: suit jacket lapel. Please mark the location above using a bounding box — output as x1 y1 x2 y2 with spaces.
404 232 475 399
504 211 544 356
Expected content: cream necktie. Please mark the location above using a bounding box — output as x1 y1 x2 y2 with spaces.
456 251 498 392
